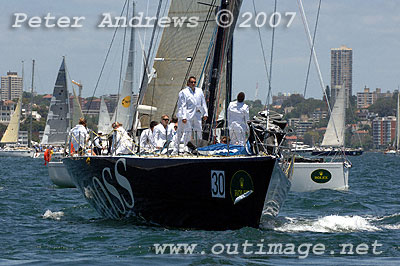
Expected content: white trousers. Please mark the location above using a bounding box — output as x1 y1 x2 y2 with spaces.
176 113 202 151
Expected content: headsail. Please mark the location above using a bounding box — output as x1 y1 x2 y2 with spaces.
0 97 22 144
321 87 346 147
141 0 218 125
71 85 84 127
112 3 136 131
98 96 112 134
41 58 71 145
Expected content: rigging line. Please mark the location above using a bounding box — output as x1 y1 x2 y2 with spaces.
182 0 217 88
87 0 129 114
297 0 340 146
266 0 278 108
251 0 270 90
115 0 130 123
303 0 322 97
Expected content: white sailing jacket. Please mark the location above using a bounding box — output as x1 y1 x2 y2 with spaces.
228 101 249 145
140 128 156 152
153 124 174 148
70 124 89 151
177 87 208 121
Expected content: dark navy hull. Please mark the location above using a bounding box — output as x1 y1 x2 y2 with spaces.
63 155 277 230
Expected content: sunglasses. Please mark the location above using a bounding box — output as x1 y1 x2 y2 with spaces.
188 81 196 84
162 118 169 121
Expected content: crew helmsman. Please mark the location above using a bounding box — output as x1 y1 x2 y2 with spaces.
228 92 249 146
176 76 208 151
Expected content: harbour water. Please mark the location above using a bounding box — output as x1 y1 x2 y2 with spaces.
0 152 398 265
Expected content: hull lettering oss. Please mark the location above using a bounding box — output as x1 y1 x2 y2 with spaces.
86 158 135 219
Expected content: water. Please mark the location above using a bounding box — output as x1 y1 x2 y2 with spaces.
0 153 399 265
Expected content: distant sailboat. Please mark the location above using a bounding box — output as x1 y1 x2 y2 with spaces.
291 0 351 192
0 96 34 157
0 97 21 144
44 58 76 188
0 62 35 157
291 88 351 192
41 58 71 146
98 97 112 134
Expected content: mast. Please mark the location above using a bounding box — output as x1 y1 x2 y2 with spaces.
28 60 35 148
203 0 243 141
205 0 229 129
225 41 233 128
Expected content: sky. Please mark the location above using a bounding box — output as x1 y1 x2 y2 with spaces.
1 0 399 102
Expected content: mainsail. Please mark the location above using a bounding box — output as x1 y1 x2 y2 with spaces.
141 0 218 124
0 97 22 144
321 87 346 147
41 58 71 145
98 96 112 134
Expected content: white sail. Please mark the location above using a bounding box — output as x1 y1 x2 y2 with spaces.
98 96 112 134
141 0 217 124
321 87 345 147
41 58 71 145
112 3 136 131
0 97 22 143
71 86 84 127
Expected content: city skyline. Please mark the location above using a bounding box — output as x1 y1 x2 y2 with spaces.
0 0 399 101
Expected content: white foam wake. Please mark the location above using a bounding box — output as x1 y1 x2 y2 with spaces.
42 210 64 220
275 215 379 233
381 224 400 230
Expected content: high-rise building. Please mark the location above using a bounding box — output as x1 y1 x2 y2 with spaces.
331 45 352 108
372 116 396 149
1 72 23 101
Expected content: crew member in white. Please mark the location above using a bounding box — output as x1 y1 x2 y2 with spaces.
228 92 249 146
153 115 174 150
140 121 158 152
176 76 208 151
70 117 89 154
111 122 133 155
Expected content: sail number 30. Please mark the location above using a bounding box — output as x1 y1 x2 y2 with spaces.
211 171 225 198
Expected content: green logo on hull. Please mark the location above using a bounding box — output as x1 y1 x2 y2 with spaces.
311 169 332 183
230 170 254 202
